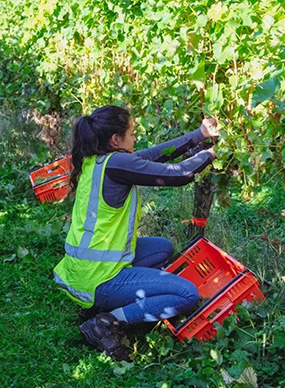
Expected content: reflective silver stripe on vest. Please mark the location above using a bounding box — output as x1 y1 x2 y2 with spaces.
123 187 138 260
65 242 135 262
66 154 138 263
53 272 93 302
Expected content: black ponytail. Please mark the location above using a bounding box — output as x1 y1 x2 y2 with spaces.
70 105 130 191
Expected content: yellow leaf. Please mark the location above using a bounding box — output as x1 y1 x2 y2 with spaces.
207 2 228 22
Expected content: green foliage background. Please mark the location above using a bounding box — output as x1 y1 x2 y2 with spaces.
0 3 285 386
0 0 284 199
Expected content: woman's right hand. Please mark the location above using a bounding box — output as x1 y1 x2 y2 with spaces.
200 118 219 138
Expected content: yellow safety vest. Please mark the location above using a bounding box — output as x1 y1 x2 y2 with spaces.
53 153 141 308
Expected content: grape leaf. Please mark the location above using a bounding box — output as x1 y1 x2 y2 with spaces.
252 78 280 107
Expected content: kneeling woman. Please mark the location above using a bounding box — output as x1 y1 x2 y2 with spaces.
54 105 218 360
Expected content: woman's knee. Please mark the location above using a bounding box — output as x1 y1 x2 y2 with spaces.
186 283 199 305
181 280 199 303
170 275 199 304
176 283 199 314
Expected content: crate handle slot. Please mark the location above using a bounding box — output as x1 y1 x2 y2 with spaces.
172 262 188 275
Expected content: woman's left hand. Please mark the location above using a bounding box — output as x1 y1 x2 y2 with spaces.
200 118 219 138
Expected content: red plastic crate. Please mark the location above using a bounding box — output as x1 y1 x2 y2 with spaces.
164 236 265 342
29 155 72 186
29 155 73 202
33 174 71 203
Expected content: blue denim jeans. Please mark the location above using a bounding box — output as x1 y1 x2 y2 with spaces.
94 237 199 324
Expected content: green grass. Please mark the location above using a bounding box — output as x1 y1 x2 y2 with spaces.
0 165 284 388
209 182 285 282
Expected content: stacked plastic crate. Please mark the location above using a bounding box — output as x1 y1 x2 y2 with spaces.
164 236 265 342
29 155 73 203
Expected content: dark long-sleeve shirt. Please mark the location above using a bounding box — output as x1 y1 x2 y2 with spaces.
103 128 213 208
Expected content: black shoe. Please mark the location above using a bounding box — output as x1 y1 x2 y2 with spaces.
79 312 131 361
79 306 103 322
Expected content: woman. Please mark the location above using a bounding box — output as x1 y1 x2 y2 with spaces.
53 105 219 361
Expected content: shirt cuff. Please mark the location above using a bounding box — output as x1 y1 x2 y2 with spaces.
201 149 214 162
